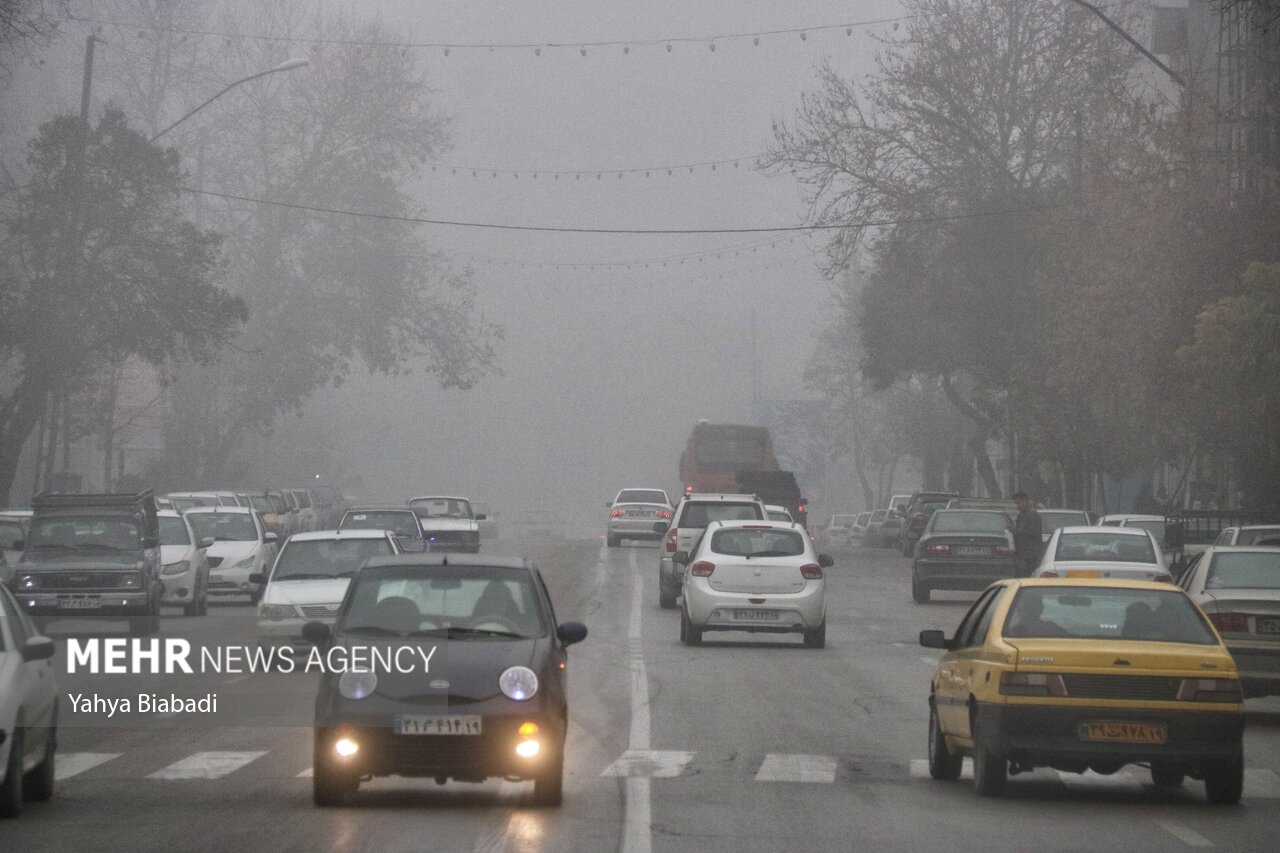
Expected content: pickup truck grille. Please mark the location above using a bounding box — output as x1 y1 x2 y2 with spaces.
1060 674 1182 701
37 571 138 590
426 530 469 543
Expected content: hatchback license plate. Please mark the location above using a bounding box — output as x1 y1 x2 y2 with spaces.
60 598 102 609
1257 617 1280 635
733 609 779 621
1079 721 1166 744
395 715 482 736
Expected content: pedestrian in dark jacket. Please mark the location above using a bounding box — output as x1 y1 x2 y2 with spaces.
1013 491 1043 577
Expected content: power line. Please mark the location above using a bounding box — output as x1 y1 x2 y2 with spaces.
424 156 766 179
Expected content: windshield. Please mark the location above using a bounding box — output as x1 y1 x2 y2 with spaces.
1237 528 1280 546
159 517 191 547
618 489 668 505
767 510 792 523
930 511 1008 534
188 512 257 542
1039 511 1089 532
1055 532 1156 563
272 538 396 581
1124 519 1166 547
248 496 274 513
341 566 547 639
0 521 23 550
1003 587 1216 645
409 498 474 519
1206 552 1280 591
26 515 141 551
711 528 805 557
679 502 763 529
831 515 856 527
342 511 421 538
855 513 871 525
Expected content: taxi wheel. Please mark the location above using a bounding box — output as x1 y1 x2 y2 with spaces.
1150 763 1185 789
196 584 209 617
1204 751 1243 805
928 705 963 781
0 727 23 818
972 740 1007 797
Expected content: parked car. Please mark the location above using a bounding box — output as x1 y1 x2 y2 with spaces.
407 496 483 553
165 492 220 514
900 492 962 556
846 511 872 547
920 578 1245 802
657 493 767 610
1098 514 1168 549
1033 526 1173 584
184 506 278 604
303 554 587 807
881 493 913 549
911 509 1015 603
606 488 673 548
0 582 57 817
339 506 427 553
816 513 858 551
1212 525 1280 547
1177 546 1280 698
678 519 832 648
287 489 320 533
158 509 210 617
861 509 889 548
766 505 796 524
240 490 287 540
473 502 499 542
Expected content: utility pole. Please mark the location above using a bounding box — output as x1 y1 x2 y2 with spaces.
750 310 760 414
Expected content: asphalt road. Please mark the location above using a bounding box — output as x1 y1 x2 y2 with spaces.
2 537 1278 852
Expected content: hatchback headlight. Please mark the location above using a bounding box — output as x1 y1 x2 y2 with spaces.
258 603 295 621
499 666 538 701
339 671 378 700
161 562 188 576
230 555 257 569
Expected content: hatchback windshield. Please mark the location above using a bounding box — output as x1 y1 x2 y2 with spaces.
159 517 191 547
1003 587 1216 644
711 528 806 558
272 538 396 581
680 502 762 529
1206 552 1280 591
1055 532 1156 563
341 566 546 639
618 490 667 505
930 511 1008 534
409 498 474 519
342 511 421 538
188 512 257 542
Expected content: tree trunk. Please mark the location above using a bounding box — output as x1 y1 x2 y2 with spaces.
0 378 52 506
942 373 1002 498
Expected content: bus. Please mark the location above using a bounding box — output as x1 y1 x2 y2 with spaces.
678 422 779 495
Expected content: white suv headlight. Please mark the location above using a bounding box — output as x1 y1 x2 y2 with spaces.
230 554 257 569
161 562 188 576
258 603 295 621
499 666 538 701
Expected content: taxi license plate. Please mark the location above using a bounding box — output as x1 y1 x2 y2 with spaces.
1257 617 1280 635
1065 569 1102 578
733 609 779 621
60 598 102 609
394 715 482 736
1079 721 1166 744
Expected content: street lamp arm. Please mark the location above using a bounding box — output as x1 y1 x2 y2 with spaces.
1063 0 1185 88
149 58 310 143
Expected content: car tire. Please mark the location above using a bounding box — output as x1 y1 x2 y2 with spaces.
24 726 55 803
606 534 619 548
1150 763 1185 789
972 739 1007 797
927 703 963 781
196 583 209 617
1204 749 1244 805
802 619 826 649
680 607 702 646
911 573 930 604
0 726 23 818
902 539 914 557
658 582 677 610
313 733 355 807
532 744 564 807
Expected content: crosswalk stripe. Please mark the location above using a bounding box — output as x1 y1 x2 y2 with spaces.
55 752 122 781
600 750 693 779
147 751 267 780
297 767 313 778
755 753 836 783
1244 768 1280 799
1154 820 1213 848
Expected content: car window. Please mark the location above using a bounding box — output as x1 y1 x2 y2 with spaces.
1176 552 1202 589
831 515 857 527
188 513 257 542
679 502 763 529
960 586 1007 648
1 587 28 647
855 513 871 525
1039 512 1089 533
272 538 396 580
159 516 191 547
1236 528 1280 546
929 511 1008 534
618 490 667 505
1213 529 1234 546
1123 519 1166 547
0 520 23 550
409 498 474 519
1003 587 1216 644
341 566 547 638
950 587 1000 649
26 515 141 551
293 491 312 509
343 512 421 538
710 528 805 557
767 511 792 523
1054 531 1156 563
1205 551 1280 591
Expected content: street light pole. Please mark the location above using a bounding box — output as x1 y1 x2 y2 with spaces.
149 58 310 143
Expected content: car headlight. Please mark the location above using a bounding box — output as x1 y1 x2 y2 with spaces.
258 603 295 621
161 562 188 576
499 666 538 701
339 671 377 700
230 555 257 569
18 574 38 590
120 574 141 589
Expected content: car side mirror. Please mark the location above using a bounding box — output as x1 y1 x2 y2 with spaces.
302 621 331 646
652 521 669 534
21 636 56 662
673 551 689 565
556 621 588 646
474 514 487 521
200 537 214 549
141 536 160 549
264 532 279 543
919 630 950 649
818 554 834 568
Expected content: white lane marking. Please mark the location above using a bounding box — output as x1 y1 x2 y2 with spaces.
1154 820 1214 848
296 767 313 778
55 752 121 781
1057 768 1144 793
623 548 652 853
755 753 836 783
910 758 973 780
601 750 694 779
1244 768 1280 798
147 751 266 780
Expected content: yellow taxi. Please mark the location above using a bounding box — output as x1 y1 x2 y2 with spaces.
919 578 1245 801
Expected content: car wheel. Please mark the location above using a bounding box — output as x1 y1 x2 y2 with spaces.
197 583 209 617
902 539 914 557
927 703 963 781
0 726 23 818
802 619 826 649
1150 763 1185 789
183 589 200 617
606 534 619 548
1204 749 1244 805
24 726 55 803
911 573 930 604
972 739 1007 797
313 733 355 807
680 607 702 646
658 581 677 610
532 743 564 807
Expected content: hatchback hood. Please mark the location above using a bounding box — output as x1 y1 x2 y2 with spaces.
265 578 351 606
1005 638 1233 674
340 635 542 701
206 541 259 562
160 544 196 565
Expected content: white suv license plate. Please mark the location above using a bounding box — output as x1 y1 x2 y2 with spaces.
395 715 483 736
733 609 779 621
60 598 103 609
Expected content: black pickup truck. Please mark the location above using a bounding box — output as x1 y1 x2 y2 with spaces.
11 490 163 635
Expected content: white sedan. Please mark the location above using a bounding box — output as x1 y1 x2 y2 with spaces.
1033 526 1174 583
184 507 279 604
158 510 211 617
679 519 831 648
0 583 57 817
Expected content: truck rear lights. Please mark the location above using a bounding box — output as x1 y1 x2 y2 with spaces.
690 561 715 577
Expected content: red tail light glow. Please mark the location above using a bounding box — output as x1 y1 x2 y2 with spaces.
685 485 693 493
1209 613 1249 633
655 509 671 519
797 504 806 514
610 509 626 518
800 563 823 580
690 561 716 577
924 544 951 556
665 528 678 553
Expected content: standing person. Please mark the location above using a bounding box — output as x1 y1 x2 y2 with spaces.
1012 491 1043 577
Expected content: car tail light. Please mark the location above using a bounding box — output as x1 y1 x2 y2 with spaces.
665 528 678 553
993 545 1012 557
655 509 671 519
690 561 715 577
797 504 806 514
800 563 823 580
1209 612 1249 633
610 509 626 518
1177 678 1243 702
999 672 1068 697
685 485 693 493
924 543 951 556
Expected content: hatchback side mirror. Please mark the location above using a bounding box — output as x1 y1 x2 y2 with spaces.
919 629 950 649
22 636 56 662
556 621 588 646
302 621 331 645
818 554 834 568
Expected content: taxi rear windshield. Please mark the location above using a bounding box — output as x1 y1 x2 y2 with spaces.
1003 587 1216 644
1206 551 1280 591
1055 532 1156 563
711 528 805 558
679 502 762 529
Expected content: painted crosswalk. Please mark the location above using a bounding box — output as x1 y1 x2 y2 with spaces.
55 752 121 781
146 751 267 780
754 753 837 783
